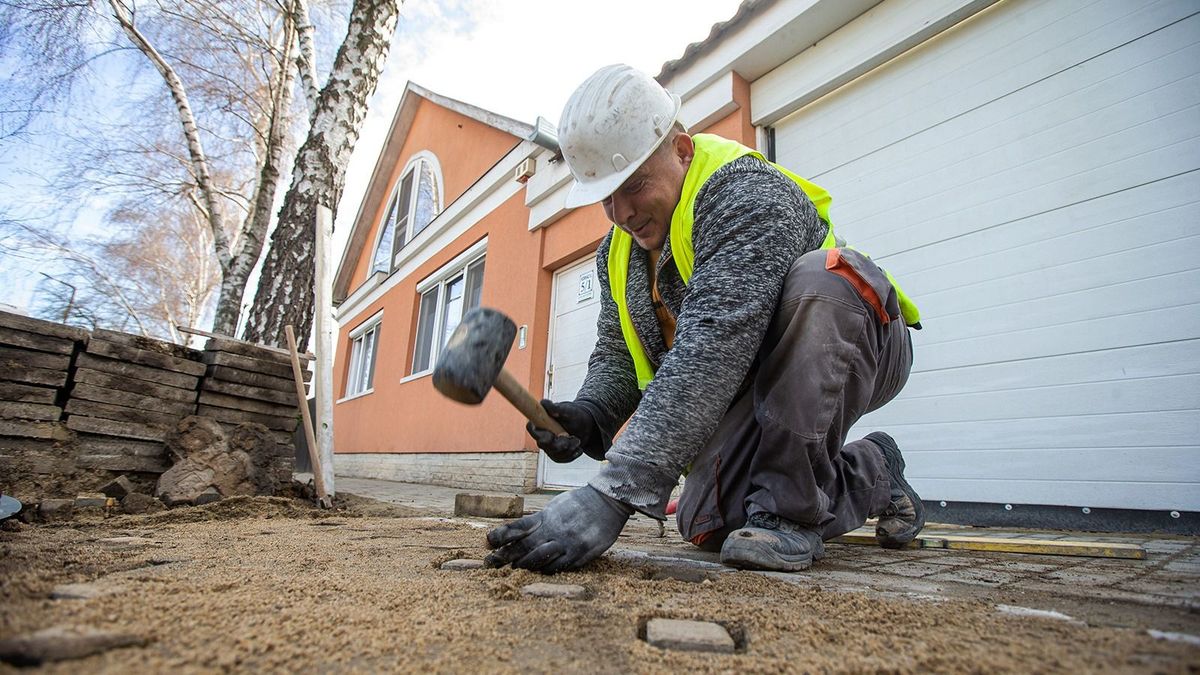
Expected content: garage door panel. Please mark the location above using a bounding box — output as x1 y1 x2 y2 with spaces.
909 303 1200 371
861 135 1200 258
826 49 1200 231
907 447 1200 483
905 340 1200 395
891 184 1200 291
882 373 1200 423
907 478 1198 510
919 260 1200 338
779 0 1198 180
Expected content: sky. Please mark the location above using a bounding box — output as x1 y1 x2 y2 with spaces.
0 0 745 319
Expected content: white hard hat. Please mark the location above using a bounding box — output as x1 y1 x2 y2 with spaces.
558 64 681 208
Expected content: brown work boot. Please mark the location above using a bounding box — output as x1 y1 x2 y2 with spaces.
720 512 824 572
867 431 925 549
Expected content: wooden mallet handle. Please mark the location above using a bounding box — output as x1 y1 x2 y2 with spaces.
494 369 568 436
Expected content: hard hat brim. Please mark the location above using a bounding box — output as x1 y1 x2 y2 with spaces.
561 93 682 209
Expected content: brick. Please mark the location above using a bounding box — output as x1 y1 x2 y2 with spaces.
644 619 735 654
453 493 524 518
74 369 197 403
38 499 74 521
100 476 136 500
440 558 484 571
520 583 588 599
76 354 199 390
85 338 206 376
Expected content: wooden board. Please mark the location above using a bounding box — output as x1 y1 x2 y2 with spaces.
196 404 297 432
0 344 72 371
204 336 296 366
85 338 206 376
74 368 198 403
0 364 68 389
832 528 1146 560
65 398 180 427
66 415 168 442
198 390 296 418
76 353 200 391
92 327 200 360
201 350 301 381
205 364 308 392
0 325 76 355
0 381 57 405
75 454 169 473
0 401 62 422
69 382 195 416
200 377 298 407
0 310 89 342
0 419 69 441
74 434 164 459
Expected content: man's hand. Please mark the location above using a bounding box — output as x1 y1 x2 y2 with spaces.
485 486 633 573
527 400 600 463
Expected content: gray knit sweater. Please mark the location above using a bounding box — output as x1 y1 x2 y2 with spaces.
577 154 829 518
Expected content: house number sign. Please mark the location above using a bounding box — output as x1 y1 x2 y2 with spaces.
577 270 594 303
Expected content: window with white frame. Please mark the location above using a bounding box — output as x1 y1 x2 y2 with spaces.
345 315 382 397
412 254 485 374
370 154 442 273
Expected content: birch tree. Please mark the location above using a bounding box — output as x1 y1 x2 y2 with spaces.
243 0 401 349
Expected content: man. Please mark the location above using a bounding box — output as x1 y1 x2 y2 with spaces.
485 64 925 573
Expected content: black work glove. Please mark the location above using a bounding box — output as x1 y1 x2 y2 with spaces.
484 485 633 573
526 399 601 463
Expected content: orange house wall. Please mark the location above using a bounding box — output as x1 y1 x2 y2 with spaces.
334 70 759 458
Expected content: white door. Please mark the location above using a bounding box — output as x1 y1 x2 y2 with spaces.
765 0 1200 510
539 256 604 488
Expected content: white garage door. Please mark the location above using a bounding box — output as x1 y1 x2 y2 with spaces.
539 256 604 488
769 0 1200 510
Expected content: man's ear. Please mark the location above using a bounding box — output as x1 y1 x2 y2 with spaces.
673 132 694 166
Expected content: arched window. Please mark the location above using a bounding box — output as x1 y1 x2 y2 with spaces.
370 153 442 273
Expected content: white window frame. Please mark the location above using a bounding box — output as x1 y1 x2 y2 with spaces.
340 310 383 401
404 238 488 381
369 151 443 275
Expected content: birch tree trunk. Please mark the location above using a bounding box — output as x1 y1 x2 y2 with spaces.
242 0 402 349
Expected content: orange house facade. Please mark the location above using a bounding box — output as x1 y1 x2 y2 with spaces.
331 78 758 493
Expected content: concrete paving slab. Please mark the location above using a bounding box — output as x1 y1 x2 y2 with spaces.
644 618 735 654
521 583 588 600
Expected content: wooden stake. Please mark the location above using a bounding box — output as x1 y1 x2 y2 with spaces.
285 324 330 508
313 204 336 498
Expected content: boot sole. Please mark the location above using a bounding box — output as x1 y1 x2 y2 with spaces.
720 536 826 572
868 432 927 549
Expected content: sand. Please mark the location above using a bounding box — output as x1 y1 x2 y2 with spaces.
1 496 1197 673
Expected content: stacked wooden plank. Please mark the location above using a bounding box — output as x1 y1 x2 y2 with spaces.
66 329 204 475
199 337 306 481
0 311 86 496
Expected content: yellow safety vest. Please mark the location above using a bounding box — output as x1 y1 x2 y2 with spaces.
608 133 921 390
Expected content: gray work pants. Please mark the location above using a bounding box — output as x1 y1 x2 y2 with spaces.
676 248 914 550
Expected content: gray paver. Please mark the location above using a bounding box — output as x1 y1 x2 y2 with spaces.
440 559 484 571
874 561 943 578
926 566 1020 587
453 493 524 518
645 618 735 654
521 583 588 600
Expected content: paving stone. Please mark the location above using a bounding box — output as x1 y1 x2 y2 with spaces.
440 559 484 571
644 618 735 654
650 567 714 583
925 566 1020 587
0 625 146 666
981 560 1062 574
121 493 164 515
920 555 981 567
37 499 73 521
520 583 588 600
74 493 109 508
193 488 222 505
874 561 943 578
100 476 136 500
453 493 523 518
1041 568 1131 586
1165 561 1200 574
50 582 126 600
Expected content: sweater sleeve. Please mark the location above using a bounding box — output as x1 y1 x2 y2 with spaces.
589 156 826 517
